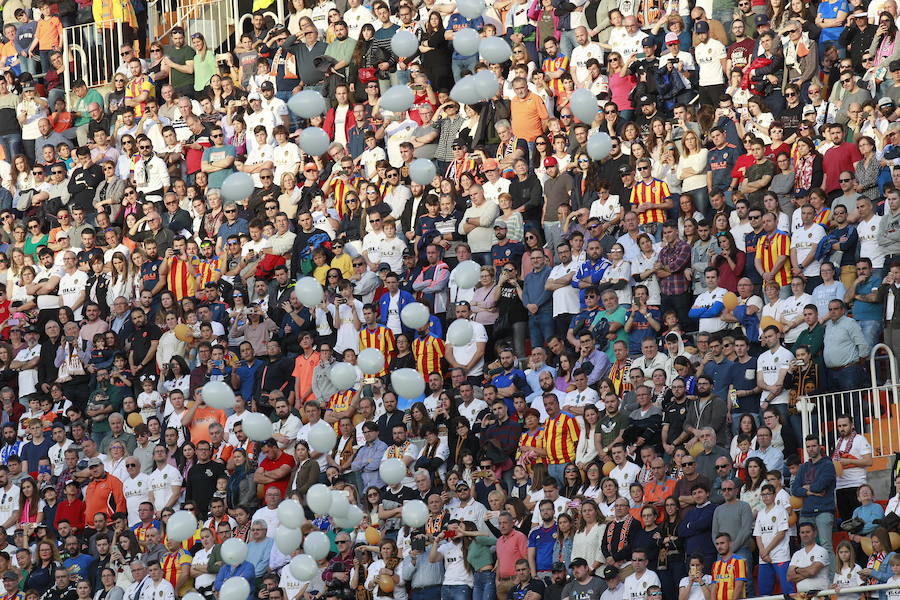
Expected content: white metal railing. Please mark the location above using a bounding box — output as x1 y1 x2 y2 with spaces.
747 582 900 600
174 0 234 52
62 19 124 101
799 344 900 457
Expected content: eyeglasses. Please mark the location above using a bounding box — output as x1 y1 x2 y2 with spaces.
839 178 852 182
784 92 797 97
637 166 650 171
353 262 365 266
841 78 852 84
210 133 223 139
224 208 236 213
682 461 695 466
560 114 573 119
139 145 153 150
716 465 730 469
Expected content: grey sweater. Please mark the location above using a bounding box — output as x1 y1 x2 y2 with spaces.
711 500 754 554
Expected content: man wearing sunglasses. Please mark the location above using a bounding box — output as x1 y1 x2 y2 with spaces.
134 134 170 204
200 126 236 190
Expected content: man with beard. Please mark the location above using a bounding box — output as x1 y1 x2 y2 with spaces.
128 308 161 381
186 441 227 517
509 158 543 231
831 414 873 520
790 436 837 561
661 377 690 455
257 341 294 416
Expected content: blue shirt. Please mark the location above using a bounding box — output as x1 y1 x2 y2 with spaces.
528 525 558 572
214 562 256 600
627 307 661 355
571 257 611 307
726 357 760 414
235 359 264 403
217 218 249 243
852 275 883 321
707 144 738 192
447 15 483 59
201 145 237 189
246 537 274 576
491 369 532 414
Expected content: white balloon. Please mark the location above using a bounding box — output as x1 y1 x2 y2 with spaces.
381 85 415 112
449 76 482 106
183 592 204 600
329 362 357 391
391 368 425 399
457 0 484 18
473 69 499 100
242 412 273 441
221 172 254 203
299 127 330 156
306 483 333 515
277 499 305 529
295 277 324 307
391 30 418 58
569 88 599 124
304 530 331 560
452 260 480 289
201 381 235 410
409 158 437 185
401 302 430 330
289 554 318 581
166 510 198 542
333 504 364 529
402 500 429 527
446 319 474 346
308 420 337 454
274 525 303 554
358 348 386 374
379 458 406 485
479 36 512 64
587 132 613 161
452 27 480 56
219 577 251 600
288 90 327 118
221 538 249 566
330 490 350 518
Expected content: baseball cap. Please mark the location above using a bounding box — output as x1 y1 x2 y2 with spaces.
802 105 816 115
377 262 391 272
543 156 558 168
482 158 500 171
304 162 319 172
638 95 654 106
402 248 414 257
21 83 34 92
618 164 633 175
879 96 895 108
600 565 620 580
248 92 262 101
87 457 102 467
260 81 274 91
851 10 867 18
755 13 769 25
551 562 566 572
455 481 470 490
569 558 589 569
891 60 900 72
665 32 679 44
56 231 68 239
694 20 709 33
493 219 508 229
2 572 17 581
641 36 655 46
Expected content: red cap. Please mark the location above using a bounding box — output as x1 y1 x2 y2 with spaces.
543 156 558 168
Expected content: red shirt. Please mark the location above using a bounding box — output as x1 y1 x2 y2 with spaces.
259 451 296 496
823 142 863 193
54 497 86 532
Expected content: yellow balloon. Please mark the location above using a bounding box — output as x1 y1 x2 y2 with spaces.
126 413 143 428
789 496 803 510
861 536 873 556
174 324 193 343
602 461 614 476
834 461 844 477
788 512 797 527
365 527 382 545
890 532 900 551
378 575 395 593
689 442 703 457
722 292 739 311
760 316 782 332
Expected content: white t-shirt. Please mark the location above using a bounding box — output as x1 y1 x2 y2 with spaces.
753 504 791 563
834 433 873 489
757 346 794 405
691 287 727 333
857 215 885 268
792 224 826 277
449 499 487 525
48 439 72 476
58 269 89 320
437 541 474 586
677 575 713 600
14 344 41 397
696 39 726 86
621 571 661 600
833 564 864 600
148 464 183 513
122 472 153 526
779 293 813 344
790 544 830 593
548 261 582 317
482 178 510 205
450 321 488 377
252 505 280 537
191 547 217 589
887 575 900 600
570 42 604 84
610 462 641 497
0 484 20 534
362 231 387 264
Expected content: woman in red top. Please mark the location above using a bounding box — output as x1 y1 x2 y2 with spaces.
712 232 746 293
54 480 86 532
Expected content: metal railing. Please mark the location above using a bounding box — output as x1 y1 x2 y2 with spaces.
61 19 124 102
747 581 900 600
799 344 900 457
174 0 234 52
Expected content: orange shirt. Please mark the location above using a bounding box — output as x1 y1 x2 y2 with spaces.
643 477 677 521
510 92 549 142
84 473 126 521
291 351 321 405
188 405 226 443
35 16 62 50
